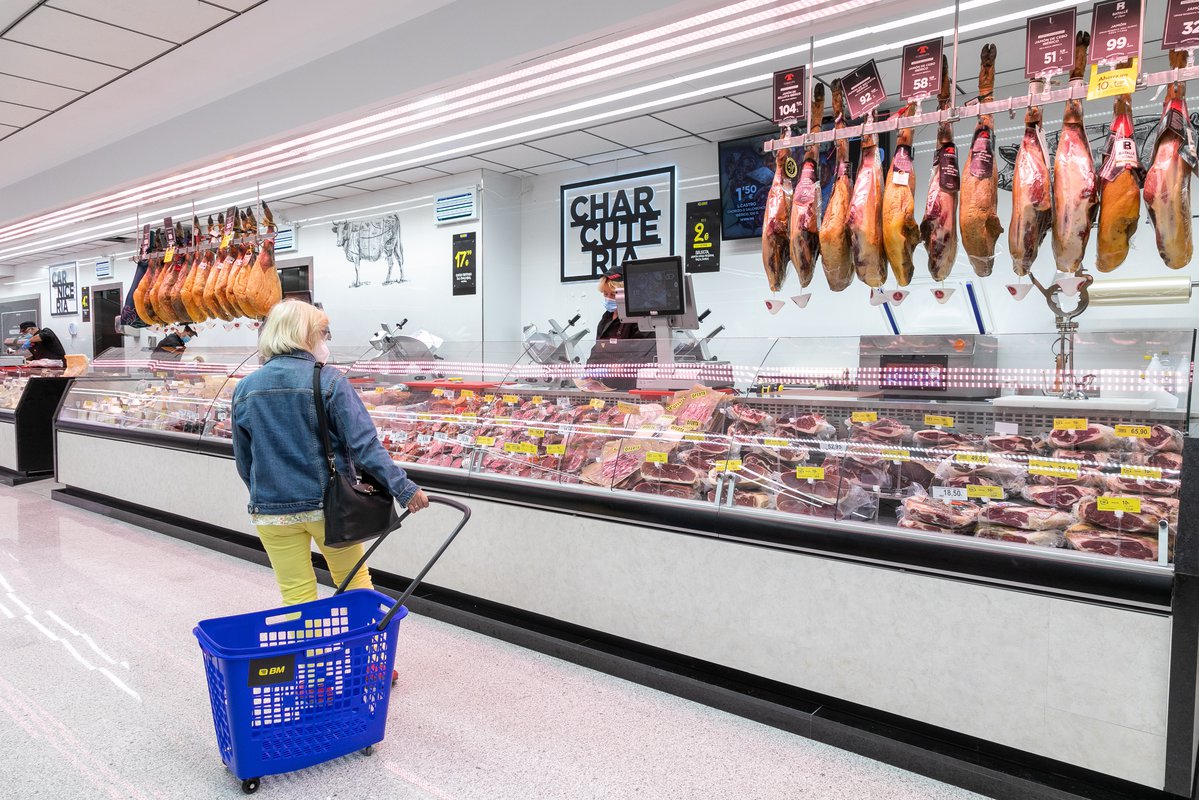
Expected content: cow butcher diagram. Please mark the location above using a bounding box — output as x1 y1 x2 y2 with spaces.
331 214 405 287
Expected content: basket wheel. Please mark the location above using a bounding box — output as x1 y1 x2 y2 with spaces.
361 745 375 756
241 777 260 794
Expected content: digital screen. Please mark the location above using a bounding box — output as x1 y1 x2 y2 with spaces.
718 133 775 240
623 257 685 317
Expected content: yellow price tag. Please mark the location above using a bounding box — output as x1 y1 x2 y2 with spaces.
460 413 478 420
589 399 605 409
646 451 668 463
495 417 512 425
967 485 1004 499
683 433 705 442
1121 465 1163 480
882 449 910 463
546 444 566 456
763 438 788 447
483 394 496 403
954 452 990 465
713 459 742 472
1028 458 1081 479
431 388 444 397
531 395 543 404
690 390 707 399
417 413 432 421
1097 496 1142 513
163 247 175 264
220 233 232 248
1087 59 1138 101
460 389 475 399
518 442 537 454
529 428 546 438
1115 424 1152 439
795 466 825 480
682 420 701 431
925 414 954 428
617 402 639 415
476 436 496 446
852 411 878 423
1053 418 1088 431
502 394 519 404
503 442 521 453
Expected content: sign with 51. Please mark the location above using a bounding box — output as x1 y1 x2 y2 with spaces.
684 200 721 273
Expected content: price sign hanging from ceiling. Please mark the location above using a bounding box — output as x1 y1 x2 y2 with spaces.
841 59 887 120
900 38 943 101
1025 9 1077 79
1090 0 1143 65
771 66 806 125
1163 0 1199 50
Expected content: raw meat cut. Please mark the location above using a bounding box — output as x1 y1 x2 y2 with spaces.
1051 32 1098 274
580 448 643 488
883 102 919 287
978 502 1073 531
961 44 1003 276
726 403 772 426
1064 523 1159 561
1046 423 1117 450
638 462 699 485
934 456 1025 491
1145 451 1184 472
1021 483 1098 510
789 84 825 288
1143 49 1194 269
898 516 961 534
1095 61 1142 273
1008 98 1053 276
846 416 912 444
761 148 793 292
821 79 855 292
921 56 959 282
778 414 835 439
975 524 1064 548
1105 473 1178 498
1135 424 1183 454
985 434 1042 455
901 494 979 531
664 386 727 432
897 459 936 491
632 482 696 499
849 113 887 288
777 477 874 520
1075 496 1178 535
912 430 983 450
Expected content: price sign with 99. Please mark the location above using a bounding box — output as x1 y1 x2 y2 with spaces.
1164 0 1199 49
1090 0 1142 64
1025 9 1076 79
772 66 806 125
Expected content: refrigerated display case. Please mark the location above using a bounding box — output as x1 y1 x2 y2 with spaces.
50 332 1199 792
0 365 73 483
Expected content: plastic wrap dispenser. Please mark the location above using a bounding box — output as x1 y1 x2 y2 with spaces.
1087 276 1194 306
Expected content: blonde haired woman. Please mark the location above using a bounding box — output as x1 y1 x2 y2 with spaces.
232 299 428 607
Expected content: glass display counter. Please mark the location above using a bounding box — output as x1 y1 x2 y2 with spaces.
0 363 74 482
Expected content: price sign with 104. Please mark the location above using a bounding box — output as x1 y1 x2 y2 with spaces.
772 65 806 125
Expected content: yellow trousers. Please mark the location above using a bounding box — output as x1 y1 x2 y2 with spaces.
256 519 373 605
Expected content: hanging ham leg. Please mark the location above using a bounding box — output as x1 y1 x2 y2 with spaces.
1051 32 1098 274
960 43 1003 276
789 83 825 288
882 102 918 286
761 148 793 292
850 110 887 288
821 79 854 292
1096 62 1142 273
1009 97 1053 275
245 202 283 317
921 55 958 282
1144 49 1194 270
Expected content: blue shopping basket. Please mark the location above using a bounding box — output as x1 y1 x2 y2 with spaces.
194 496 470 794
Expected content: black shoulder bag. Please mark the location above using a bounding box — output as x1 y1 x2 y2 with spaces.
313 363 398 547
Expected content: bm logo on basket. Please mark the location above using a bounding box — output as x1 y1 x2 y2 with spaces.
247 654 295 687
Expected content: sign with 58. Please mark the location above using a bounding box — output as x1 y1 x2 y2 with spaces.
900 38 943 101
684 199 721 273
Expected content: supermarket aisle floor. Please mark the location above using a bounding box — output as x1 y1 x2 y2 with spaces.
0 481 985 800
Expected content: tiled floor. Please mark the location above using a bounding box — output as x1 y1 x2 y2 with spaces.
0 480 986 799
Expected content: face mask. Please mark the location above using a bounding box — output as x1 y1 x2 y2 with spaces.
312 340 331 365
602 298 618 313
181 336 192 344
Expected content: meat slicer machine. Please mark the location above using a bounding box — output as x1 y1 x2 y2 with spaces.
521 314 587 387
367 319 445 379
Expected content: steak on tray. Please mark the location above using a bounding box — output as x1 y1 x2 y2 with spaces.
1075 495 1178 535
912 430 984 450
845 416 913 444
1064 523 1159 561
1020 483 1098 509
985 434 1043 455
1047 423 1118 451
978 502 1073 531
1135 424 1184 455
900 494 979 531
975 524 1064 547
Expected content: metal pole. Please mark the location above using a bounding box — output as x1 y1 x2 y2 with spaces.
807 35 815 136
950 0 960 109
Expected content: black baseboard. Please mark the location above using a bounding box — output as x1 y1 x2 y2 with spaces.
50 486 1191 800
0 465 51 486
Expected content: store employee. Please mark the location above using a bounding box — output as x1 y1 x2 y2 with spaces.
15 321 66 366
594 267 650 341
153 325 196 357
587 266 653 390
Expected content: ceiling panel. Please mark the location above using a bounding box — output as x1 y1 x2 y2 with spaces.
433 155 502 174
521 160 584 176
0 0 36 31
577 148 643 165
344 176 403 192
0 72 83 109
529 130 616 158
312 184 365 199
586 116 687 147
46 0 235 43
637 135 708 154
478 143 561 170
5 6 173 70
653 98 762 134
277 192 338 205
728 87 772 120
0 39 123 90
0 122 17 139
698 122 773 143
0 99 45 126
202 0 260 11
383 166 449 184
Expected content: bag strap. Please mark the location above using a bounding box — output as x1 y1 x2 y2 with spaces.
312 363 337 476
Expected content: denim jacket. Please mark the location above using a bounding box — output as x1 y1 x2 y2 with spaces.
231 351 419 515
